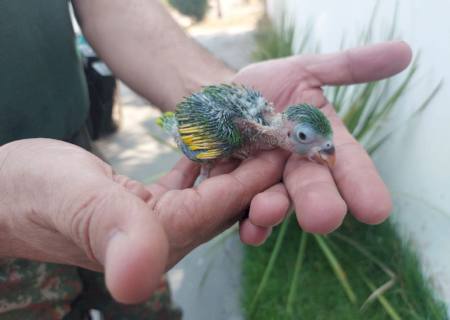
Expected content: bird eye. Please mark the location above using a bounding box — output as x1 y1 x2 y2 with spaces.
298 131 307 141
294 125 315 144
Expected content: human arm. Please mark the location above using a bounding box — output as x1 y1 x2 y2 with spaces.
72 0 235 110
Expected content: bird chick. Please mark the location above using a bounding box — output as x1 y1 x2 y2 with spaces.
157 84 335 181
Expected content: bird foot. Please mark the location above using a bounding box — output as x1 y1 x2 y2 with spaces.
197 164 212 184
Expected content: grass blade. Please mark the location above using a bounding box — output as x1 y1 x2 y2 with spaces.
314 235 357 304
362 0 380 44
249 214 292 314
360 278 396 312
366 79 442 154
412 80 443 117
357 62 417 141
286 232 309 315
332 233 395 278
366 131 394 154
362 276 402 320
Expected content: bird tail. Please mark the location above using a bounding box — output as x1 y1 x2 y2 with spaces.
156 112 178 136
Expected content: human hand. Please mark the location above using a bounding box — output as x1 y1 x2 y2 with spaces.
232 41 412 239
0 139 169 303
145 148 286 267
0 138 286 304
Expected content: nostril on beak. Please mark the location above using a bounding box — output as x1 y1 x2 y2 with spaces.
322 145 335 155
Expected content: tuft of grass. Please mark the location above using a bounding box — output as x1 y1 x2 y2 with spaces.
243 217 447 320
252 14 295 62
243 4 446 320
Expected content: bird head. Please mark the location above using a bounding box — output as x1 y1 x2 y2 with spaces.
281 104 335 167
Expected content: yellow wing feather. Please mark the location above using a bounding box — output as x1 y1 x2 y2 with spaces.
178 123 224 160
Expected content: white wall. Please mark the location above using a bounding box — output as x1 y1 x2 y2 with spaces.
268 0 450 308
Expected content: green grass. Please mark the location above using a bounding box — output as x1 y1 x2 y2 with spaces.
243 216 446 319
252 14 296 62
242 5 447 320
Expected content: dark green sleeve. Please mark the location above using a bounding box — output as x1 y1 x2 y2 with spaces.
0 0 89 145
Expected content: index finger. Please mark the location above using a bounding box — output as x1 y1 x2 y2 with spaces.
305 41 412 86
323 104 393 224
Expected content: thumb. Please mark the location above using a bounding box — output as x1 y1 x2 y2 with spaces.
84 182 169 304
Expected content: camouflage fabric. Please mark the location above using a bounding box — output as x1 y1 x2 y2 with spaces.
0 259 181 320
0 127 182 319
0 259 81 319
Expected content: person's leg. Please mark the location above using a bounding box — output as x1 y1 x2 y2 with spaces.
0 259 82 320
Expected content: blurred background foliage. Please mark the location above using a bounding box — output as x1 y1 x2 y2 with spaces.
167 0 209 21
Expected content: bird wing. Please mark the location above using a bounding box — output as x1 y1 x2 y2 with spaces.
175 84 275 161
176 90 243 161
177 121 228 160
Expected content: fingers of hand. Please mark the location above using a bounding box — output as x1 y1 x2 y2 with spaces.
239 183 289 246
239 219 272 246
147 157 200 198
113 174 153 202
153 149 287 259
197 149 287 222
284 101 391 232
248 183 290 228
306 41 412 86
83 185 169 304
308 104 392 226
282 101 347 235
322 105 392 223
284 155 347 234
209 158 240 177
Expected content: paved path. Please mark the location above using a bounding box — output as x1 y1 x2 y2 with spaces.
95 27 255 320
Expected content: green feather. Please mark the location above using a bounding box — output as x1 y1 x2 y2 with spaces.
284 104 333 138
174 84 266 160
156 111 178 134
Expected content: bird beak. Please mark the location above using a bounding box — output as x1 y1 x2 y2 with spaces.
312 145 336 168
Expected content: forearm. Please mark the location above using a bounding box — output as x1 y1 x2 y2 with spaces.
73 0 235 110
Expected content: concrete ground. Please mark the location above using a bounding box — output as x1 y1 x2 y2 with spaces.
95 2 261 319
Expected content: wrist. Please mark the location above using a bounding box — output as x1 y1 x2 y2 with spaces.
185 65 236 92
160 65 236 111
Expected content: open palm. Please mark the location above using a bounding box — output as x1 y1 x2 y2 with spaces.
147 41 412 259
233 41 412 239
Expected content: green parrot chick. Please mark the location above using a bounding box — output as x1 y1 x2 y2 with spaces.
158 84 335 179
